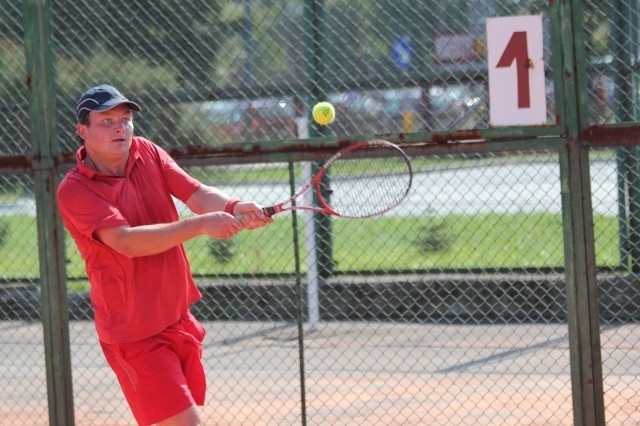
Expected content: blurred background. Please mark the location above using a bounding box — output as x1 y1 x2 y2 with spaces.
1 1 639 425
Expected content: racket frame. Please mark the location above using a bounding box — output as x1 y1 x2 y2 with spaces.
263 139 412 218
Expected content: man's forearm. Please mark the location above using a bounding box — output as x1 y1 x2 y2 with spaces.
185 184 232 214
96 215 208 258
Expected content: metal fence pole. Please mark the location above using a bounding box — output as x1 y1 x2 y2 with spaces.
23 1 74 424
304 0 334 280
559 0 605 424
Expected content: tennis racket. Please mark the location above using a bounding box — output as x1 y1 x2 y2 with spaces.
263 139 413 218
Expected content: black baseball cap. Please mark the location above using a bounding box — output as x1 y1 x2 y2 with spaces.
76 84 141 123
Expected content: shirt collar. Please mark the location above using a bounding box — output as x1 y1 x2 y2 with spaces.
75 138 140 178
76 146 97 179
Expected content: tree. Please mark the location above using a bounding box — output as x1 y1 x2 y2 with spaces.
52 0 225 88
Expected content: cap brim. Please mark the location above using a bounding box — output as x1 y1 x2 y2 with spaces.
94 100 142 112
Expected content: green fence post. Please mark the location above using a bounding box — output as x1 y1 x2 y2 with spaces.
559 1 605 425
304 0 334 278
23 1 74 425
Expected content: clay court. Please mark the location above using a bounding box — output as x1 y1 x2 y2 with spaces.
2 320 639 425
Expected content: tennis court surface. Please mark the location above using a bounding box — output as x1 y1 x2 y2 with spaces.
2 320 638 425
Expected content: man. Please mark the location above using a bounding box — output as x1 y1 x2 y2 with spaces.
57 84 272 425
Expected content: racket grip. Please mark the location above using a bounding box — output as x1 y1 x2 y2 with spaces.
263 206 276 217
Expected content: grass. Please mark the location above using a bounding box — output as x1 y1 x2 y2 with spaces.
192 212 618 273
0 212 623 292
0 215 40 277
0 193 23 202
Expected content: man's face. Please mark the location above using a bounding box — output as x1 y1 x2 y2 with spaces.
77 104 134 159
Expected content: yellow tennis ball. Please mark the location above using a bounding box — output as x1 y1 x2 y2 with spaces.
312 102 335 125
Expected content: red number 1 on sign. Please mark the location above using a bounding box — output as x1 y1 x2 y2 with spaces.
496 31 530 109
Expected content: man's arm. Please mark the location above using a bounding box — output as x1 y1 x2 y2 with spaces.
96 184 271 258
184 184 231 214
94 212 243 258
185 184 273 229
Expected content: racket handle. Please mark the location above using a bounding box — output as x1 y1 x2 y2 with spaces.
263 206 277 217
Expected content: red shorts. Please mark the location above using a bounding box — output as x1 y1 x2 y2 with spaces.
100 312 207 426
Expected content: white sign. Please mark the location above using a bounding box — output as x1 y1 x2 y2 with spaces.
487 15 546 126
434 32 479 63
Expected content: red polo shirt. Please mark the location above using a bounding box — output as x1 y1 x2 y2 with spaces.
57 137 202 344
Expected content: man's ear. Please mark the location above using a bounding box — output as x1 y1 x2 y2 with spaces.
76 123 87 139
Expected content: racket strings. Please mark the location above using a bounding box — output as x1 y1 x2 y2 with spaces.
325 146 411 218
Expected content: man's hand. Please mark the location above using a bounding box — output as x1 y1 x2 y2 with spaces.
199 212 244 239
232 201 274 230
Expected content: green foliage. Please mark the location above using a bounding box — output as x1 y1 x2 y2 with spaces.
0 39 25 99
0 218 9 250
6 0 616 105
583 2 612 57
53 0 224 84
495 0 548 15
413 220 453 254
56 46 180 95
207 238 236 264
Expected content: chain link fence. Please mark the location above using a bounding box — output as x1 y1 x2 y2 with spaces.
1 0 640 425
